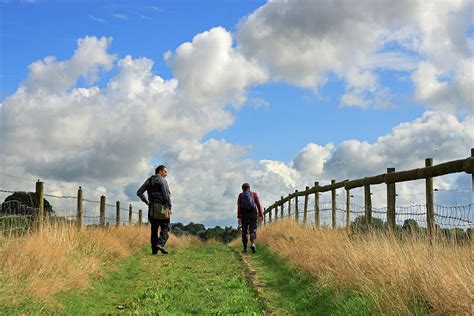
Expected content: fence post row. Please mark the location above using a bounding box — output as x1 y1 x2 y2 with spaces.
76 187 83 230
262 149 473 240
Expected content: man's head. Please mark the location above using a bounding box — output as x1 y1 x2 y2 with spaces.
242 183 250 192
155 165 168 177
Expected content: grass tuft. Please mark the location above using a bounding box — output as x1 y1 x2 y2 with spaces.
259 220 471 314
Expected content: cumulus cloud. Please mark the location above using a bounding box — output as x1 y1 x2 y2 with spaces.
166 27 268 106
237 0 473 111
324 111 474 180
0 32 266 226
412 58 474 113
25 36 115 93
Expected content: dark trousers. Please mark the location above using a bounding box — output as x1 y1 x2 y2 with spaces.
241 217 257 246
149 217 170 250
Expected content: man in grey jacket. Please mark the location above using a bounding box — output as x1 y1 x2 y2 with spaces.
137 165 172 255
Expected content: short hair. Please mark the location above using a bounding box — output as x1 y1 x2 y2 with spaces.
155 165 167 174
242 183 250 191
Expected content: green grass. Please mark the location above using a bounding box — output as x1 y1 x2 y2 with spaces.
242 245 375 315
56 242 264 314
2 241 413 315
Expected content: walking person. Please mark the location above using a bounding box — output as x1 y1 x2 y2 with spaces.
237 183 264 254
137 165 172 255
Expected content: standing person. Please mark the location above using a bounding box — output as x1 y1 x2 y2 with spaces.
137 165 172 255
237 183 264 254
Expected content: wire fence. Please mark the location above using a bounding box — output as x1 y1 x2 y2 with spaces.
265 150 474 241
271 194 473 230
0 174 145 236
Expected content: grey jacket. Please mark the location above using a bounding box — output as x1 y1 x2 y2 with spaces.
137 175 172 209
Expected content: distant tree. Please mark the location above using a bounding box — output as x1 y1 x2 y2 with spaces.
221 226 239 243
170 222 239 243
351 215 385 233
172 226 185 236
1 192 54 216
185 222 206 235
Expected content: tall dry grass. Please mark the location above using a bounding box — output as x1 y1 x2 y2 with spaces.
259 220 473 314
0 221 197 307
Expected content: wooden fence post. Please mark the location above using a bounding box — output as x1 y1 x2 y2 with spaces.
288 194 292 219
269 207 272 223
314 181 320 229
426 158 435 239
138 209 142 226
295 190 299 223
99 195 106 227
364 182 372 230
116 201 120 227
331 180 336 229
129 204 132 225
275 202 278 221
76 186 83 230
346 189 351 233
471 148 474 193
387 168 396 232
280 196 284 220
303 186 309 225
35 180 44 226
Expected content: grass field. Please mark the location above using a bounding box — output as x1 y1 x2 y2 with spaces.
258 220 472 314
0 221 470 314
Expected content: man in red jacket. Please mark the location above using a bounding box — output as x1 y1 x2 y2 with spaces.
237 183 264 254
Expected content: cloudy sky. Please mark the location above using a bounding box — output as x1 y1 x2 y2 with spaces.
1 0 473 227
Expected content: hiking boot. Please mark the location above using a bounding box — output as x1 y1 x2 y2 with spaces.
157 245 168 254
242 248 248 254
152 248 158 255
250 243 256 253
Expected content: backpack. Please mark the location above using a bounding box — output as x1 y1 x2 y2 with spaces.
240 191 257 218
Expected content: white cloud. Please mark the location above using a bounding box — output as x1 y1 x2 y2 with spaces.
112 14 128 20
89 14 106 23
24 36 115 93
237 0 473 111
167 27 268 106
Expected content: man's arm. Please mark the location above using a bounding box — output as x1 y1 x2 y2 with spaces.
136 179 149 205
161 178 172 210
237 194 242 219
253 192 264 218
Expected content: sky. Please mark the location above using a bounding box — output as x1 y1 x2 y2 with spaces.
0 0 473 228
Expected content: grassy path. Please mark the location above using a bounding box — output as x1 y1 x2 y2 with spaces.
57 242 264 314
44 242 374 314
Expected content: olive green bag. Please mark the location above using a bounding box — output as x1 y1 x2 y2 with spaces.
149 203 170 220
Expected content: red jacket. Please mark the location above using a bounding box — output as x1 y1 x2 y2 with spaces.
237 191 264 219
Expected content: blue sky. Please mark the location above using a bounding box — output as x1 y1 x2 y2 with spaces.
0 0 472 227
2 0 426 163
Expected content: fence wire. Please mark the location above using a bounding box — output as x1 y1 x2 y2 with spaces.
267 199 473 231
